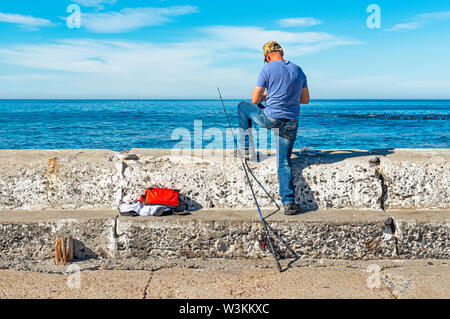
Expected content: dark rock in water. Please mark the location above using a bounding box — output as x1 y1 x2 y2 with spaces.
385 114 449 121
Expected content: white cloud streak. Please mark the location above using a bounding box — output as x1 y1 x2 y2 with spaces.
81 6 198 33
0 12 53 30
278 17 322 27
416 11 450 20
0 26 359 97
389 22 423 31
71 0 117 8
200 26 360 56
390 11 450 31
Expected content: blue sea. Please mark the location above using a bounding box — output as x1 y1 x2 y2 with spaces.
0 99 448 150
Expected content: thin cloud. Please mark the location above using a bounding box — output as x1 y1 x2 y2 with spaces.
201 26 360 55
0 38 253 98
390 11 450 31
0 26 360 97
389 22 423 31
0 12 53 30
0 26 360 82
81 6 198 33
278 17 322 27
0 27 360 74
71 0 117 8
416 11 450 20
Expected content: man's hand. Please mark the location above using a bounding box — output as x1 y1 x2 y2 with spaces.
252 86 266 104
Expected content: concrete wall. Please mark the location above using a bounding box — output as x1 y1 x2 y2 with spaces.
0 149 448 211
0 210 448 263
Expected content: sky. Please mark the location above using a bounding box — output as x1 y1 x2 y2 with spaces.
0 0 450 99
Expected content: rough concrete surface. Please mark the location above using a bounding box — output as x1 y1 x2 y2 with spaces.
380 149 450 209
0 150 121 210
0 149 448 299
0 210 448 262
0 148 448 211
0 210 116 261
0 269 150 299
0 259 448 299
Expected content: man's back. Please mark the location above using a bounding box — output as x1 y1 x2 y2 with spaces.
256 60 308 120
238 40 310 215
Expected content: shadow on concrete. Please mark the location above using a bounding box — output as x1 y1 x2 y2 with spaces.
261 149 394 271
255 148 394 214
264 222 300 272
73 239 97 261
289 148 394 212
180 194 203 212
291 149 394 164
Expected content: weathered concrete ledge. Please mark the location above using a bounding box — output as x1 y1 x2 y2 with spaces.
0 148 448 211
0 210 448 265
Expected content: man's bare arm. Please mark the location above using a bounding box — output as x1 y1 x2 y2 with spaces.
252 86 266 104
300 87 310 105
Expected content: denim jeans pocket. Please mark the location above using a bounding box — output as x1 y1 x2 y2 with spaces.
258 111 281 129
279 120 299 140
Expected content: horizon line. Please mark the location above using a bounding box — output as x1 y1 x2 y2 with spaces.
1 98 450 101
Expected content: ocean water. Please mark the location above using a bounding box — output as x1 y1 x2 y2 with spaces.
0 99 448 151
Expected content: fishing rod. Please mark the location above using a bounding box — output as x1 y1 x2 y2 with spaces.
217 87 282 272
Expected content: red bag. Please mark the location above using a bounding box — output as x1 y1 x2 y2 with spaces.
144 188 180 208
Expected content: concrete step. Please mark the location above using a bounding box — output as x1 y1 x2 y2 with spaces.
0 209 448 267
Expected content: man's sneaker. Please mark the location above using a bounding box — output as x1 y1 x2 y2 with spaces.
284 203 301 215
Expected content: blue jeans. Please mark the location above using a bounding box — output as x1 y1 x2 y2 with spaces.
237 101 298 205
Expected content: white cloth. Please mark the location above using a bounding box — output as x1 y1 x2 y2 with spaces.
119 202 143 214
139 205 169 216
119 202 171 216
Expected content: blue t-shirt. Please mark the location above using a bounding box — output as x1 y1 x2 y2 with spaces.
256 60 307 120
